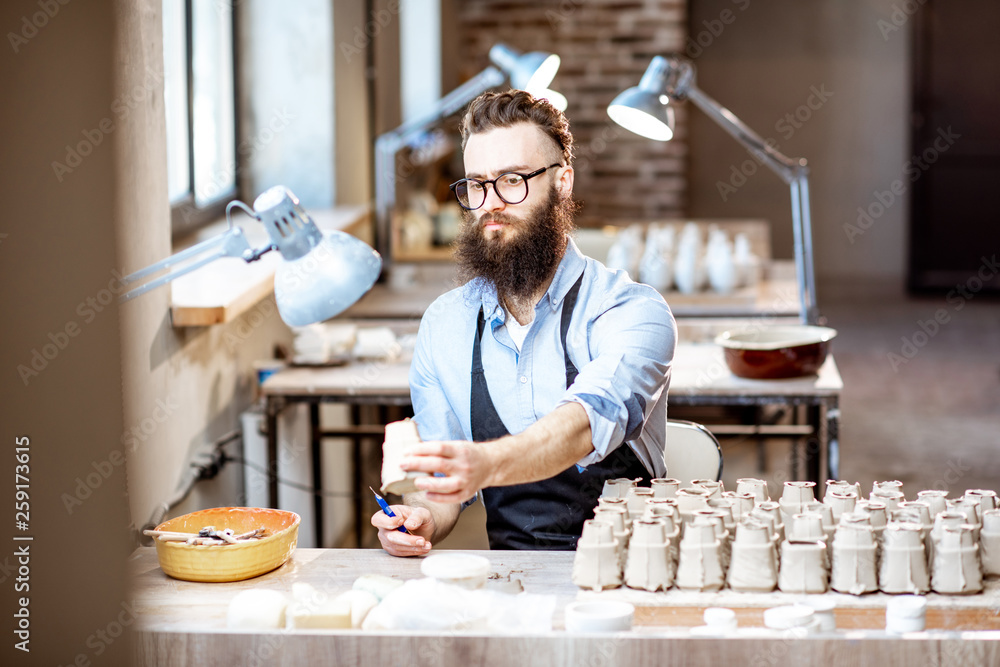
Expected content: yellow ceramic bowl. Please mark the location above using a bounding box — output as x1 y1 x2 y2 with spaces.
153 507 300 583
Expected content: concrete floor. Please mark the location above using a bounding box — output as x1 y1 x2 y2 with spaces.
376 280 1000 550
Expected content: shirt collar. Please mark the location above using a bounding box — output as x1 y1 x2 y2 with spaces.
477 236 587 320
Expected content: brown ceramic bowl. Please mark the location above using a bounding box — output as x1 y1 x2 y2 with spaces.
714 326 837 379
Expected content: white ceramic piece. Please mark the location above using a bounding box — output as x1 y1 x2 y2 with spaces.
824 489 857 523
572 520 622 591
421 553 491 590
872 480 904 499
916 490 949 517
705 228 737 294
602 478 638 500
965 489 998 520
624 519 674 592
779 482 816 524
690 607 738 636
675 519 725 591
597 496 628 512
778 541 828 594
736 478 769 504
625 487 656 521
380 419 428 495
564 601 634 632
723 491 756 520
651 478 681 499
762 605 820 634
880 523 930 594
639 225 674 292
931 525 983 594
830 522 878 595
886 595 927 634
980 509 1000 577
226 589 288 630
676 487 712 524
728 519 778 592
691 479 723 499
871 489 904 512
799 597 836 632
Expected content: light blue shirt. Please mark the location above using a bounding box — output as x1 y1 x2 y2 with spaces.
409 237 676 477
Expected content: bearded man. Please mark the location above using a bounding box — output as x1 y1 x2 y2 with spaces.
372 90 677 553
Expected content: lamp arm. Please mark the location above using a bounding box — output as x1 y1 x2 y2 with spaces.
118 227 255 303
685 86 804 185
684 85 817 324
374 65 507 266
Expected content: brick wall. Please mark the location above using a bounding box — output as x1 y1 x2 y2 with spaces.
457 0 688 224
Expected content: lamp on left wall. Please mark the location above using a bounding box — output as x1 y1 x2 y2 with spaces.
119 186 382 326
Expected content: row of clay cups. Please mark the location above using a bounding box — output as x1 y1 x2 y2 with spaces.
574 515 684 592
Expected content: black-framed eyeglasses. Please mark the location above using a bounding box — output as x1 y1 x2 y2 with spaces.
449 163 561 210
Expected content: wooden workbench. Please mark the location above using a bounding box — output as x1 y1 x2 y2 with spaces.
130 548 1000 666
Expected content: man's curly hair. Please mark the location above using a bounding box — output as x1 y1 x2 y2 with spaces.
459 90 574 165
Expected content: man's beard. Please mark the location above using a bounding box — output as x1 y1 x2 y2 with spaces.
455 185 577 307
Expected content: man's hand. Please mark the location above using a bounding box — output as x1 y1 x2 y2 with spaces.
370 505 434 557
401 441 494 504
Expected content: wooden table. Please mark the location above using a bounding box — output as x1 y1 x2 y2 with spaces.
130 547 1000 666
262 343 842 547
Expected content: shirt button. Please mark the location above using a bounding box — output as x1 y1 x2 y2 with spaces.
519 376 527 384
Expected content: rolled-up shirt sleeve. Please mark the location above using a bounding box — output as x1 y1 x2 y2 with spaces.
558 284 676 467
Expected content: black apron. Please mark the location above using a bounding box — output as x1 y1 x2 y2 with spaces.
472 274 652 550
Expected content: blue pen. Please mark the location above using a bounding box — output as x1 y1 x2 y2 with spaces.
370 486 410 533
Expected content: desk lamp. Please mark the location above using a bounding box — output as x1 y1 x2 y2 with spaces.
120 186 382 326
374 43 564 267
608 55 818 324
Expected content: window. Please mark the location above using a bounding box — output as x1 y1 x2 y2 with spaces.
163 0 237 234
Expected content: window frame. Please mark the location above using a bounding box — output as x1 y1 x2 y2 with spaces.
168 0 241 238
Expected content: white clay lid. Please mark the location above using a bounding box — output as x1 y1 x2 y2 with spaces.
703 607 737 629
565 601 635 632
886 595 927 618
763 604 815 630
420 553 490 587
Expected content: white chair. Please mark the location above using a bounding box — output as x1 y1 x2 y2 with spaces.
664 419 723 482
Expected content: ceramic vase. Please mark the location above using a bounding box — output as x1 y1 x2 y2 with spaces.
625 487 656 522
736 478 769 504
728 519 778 592
871 480 904 499
947 498 982 539
691 479 724 499
824 489 858 523
675 519 725 591
594 506 630 568
804 501 836 544
931 525 983 594
965 489 998 520
879 523 930 594
778 541 829 594
602 477 638 500
691 509 731 571
871 489 905 512
597 496 628 512
831 521 878 595
779 481 817 525
651 478 681 499
980 509 1000 578
380 420 428 495
916 489 949 517
896 501 934 566
572 520 622 591
676 487 712 525
723 491 756 520
624 519 674 591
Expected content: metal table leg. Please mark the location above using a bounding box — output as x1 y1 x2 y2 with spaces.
310 402 324 548
826 398 841 481
266 397 280 509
